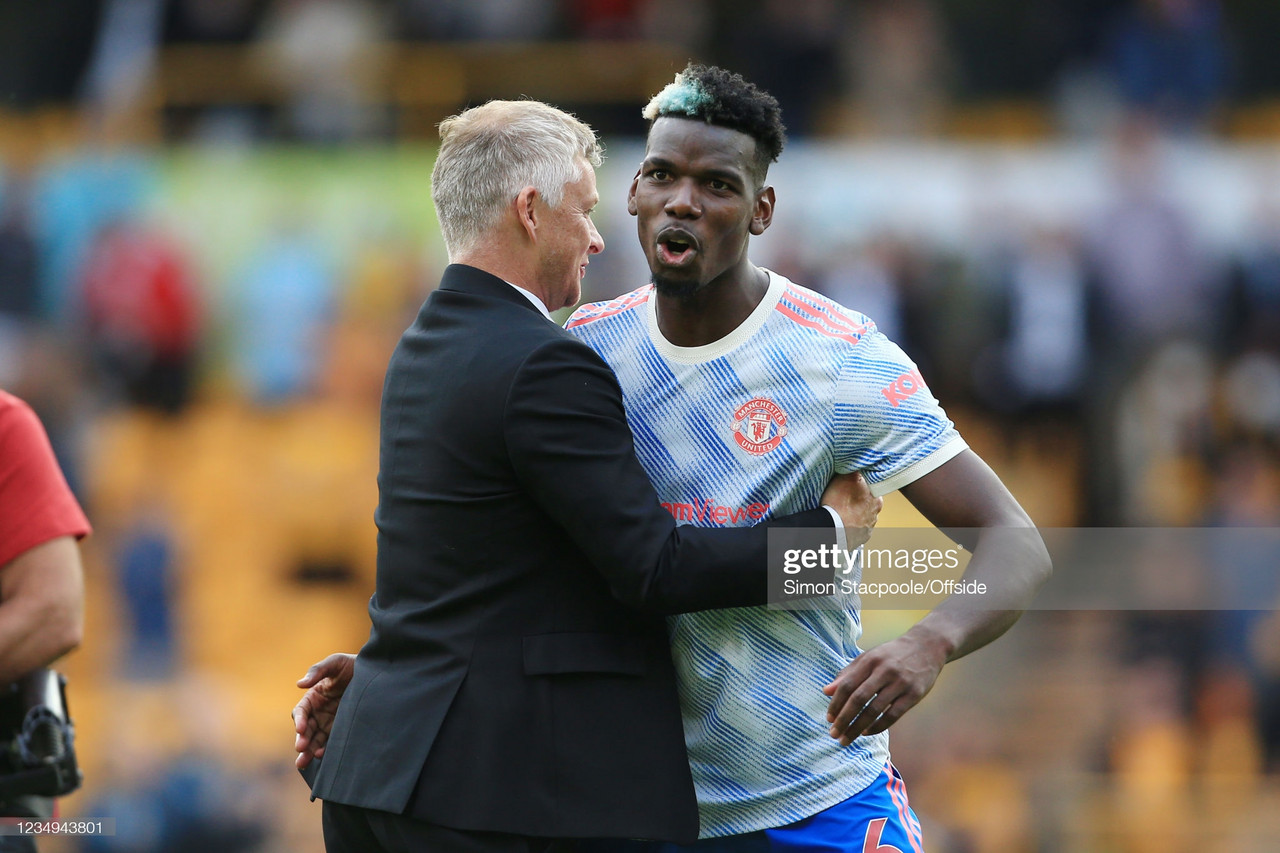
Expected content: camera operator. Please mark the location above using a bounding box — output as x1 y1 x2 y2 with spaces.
0 390 88 849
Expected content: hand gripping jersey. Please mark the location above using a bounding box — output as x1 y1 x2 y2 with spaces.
566 270 966 837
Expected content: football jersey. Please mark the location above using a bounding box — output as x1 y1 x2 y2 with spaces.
565 269 966 837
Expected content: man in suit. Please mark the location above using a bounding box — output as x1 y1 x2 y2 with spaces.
303 99 876 853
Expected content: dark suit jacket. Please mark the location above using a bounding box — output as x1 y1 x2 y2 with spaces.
309 264 833 842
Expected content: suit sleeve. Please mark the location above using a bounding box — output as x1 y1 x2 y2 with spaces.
504 336 832 615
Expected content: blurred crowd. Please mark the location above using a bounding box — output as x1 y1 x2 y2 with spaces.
2 0 1280 851
0 0 1258 140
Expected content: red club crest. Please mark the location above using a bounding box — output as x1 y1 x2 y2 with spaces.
730 397 789 456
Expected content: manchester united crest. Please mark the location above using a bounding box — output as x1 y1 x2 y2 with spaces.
730 397 788 456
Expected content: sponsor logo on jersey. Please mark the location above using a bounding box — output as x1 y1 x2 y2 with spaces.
730 397 788 455
881 367 926 407
661 498 771 525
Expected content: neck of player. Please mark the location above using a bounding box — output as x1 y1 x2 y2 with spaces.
654 263 769 348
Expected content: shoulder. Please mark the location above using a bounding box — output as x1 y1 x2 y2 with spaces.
564 284 654 334
517 329 615 378
769 278 877 352
0 391 47 452
763 277 924 392
503 332 625 423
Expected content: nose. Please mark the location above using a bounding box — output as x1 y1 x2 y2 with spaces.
588 218 604 255
664 179 701 219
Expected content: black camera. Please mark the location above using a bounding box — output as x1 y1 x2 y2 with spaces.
0 669 82 804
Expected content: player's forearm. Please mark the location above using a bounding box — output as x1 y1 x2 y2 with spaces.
906 525 1051 663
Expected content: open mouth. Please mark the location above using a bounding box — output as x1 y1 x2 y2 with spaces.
656 229 698 266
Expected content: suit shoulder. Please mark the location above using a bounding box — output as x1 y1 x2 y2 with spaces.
565 285 653 333
518 327 615 376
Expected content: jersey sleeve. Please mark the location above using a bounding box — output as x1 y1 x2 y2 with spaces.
0 396 92 568
832 331 967 496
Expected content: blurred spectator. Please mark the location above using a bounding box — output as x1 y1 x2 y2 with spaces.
30 151 155 321
79 219 202 415
1103 0 1228 132
1089 120 1214 356
1112 342 1214 523
813 236 905 343
0 177 41 324
232 221 335 404
977 227 1089 419
115 503 179 680
252 0 389 142
842 0 953 136
1229 204 1280 356
1220 351 1280 439
565 0 644 40
79 752 269 852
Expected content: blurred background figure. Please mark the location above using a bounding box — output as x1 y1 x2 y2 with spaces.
251 0 389 142
1103 0 1228 133
843 0 953 136
79 217 202 416
231 217 335 405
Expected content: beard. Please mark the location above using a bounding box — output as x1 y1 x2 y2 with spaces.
651 273 705 300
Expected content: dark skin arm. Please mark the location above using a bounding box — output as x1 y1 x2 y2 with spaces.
292 652 355 769
822 449 1052 746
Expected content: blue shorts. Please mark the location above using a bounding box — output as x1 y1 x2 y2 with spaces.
590 762 923 853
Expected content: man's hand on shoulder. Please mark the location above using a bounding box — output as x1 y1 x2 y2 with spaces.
821 471 882 548
293 652 356 769
821 624 951 747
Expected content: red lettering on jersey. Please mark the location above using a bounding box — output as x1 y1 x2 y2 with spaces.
661 499 773 526
881 368 926 408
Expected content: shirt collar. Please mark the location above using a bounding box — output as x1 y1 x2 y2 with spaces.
505 282 553 321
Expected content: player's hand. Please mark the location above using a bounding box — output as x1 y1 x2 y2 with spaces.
821 631 947 747
820 471 882 548
293 652 356 769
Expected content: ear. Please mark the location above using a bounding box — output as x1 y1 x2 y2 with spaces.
626 170 641 216
515 186 540 241
749 185 775 236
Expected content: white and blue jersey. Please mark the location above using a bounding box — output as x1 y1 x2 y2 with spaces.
565 270 965 838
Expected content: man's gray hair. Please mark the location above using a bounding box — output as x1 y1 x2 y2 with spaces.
431 100 603 257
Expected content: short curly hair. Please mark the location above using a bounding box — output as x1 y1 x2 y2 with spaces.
642 64 786 186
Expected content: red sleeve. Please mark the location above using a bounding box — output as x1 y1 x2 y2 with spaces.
0 392 91 568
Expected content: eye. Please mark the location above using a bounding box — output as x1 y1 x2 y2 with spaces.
648 168 671 182
709 179 731 192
